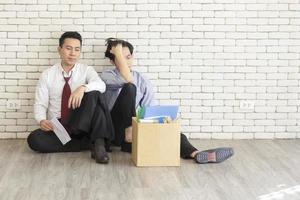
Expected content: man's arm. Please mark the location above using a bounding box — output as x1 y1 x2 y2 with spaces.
68 66 106 109
34 71 53 131
84 66 106 93
140 77 156 107
101 69 127 90
110 44 133 83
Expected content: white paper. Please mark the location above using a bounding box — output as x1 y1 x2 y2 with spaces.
50 117 71 145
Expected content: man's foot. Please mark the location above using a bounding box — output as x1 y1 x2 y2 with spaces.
92 138 109 164
121 141 132 153
194 147 234 164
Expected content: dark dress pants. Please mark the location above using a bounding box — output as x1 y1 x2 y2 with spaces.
110 83 198 159
110 83 136 146
27 91 114 153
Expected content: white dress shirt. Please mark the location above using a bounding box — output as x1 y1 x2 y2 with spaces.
34 63 106 123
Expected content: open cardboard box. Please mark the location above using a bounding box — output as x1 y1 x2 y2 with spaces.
131 117 180 167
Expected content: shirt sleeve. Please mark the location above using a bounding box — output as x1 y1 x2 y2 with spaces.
84 66 106 93
140 77 157 107
34 71 49 124
100 69 127 90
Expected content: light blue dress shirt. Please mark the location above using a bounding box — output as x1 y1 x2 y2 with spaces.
101 68 156 111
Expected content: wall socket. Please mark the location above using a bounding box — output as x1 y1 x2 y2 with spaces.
240 100 255 110
6 100 21 110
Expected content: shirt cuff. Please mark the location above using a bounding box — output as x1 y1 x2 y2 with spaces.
36 117 45 124
82 84 90 92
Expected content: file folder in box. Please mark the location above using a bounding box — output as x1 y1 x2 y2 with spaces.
141 105 179 120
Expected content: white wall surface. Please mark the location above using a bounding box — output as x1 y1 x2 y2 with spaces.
0 0 300 139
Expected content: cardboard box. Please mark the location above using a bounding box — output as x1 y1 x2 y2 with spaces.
131 117 180 167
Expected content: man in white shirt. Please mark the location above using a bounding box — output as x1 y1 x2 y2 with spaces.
27 32 114 164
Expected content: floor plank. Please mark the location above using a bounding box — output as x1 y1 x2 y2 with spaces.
0 139 300 200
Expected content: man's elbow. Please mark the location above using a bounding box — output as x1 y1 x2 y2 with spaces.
100 82 106 93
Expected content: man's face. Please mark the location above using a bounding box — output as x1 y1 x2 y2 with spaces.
58 38 81 67
121 46 133 68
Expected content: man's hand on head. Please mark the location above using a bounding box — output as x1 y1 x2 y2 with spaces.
40 120 53 132
68 85 86 109
109 44 133 83
110 44 123 58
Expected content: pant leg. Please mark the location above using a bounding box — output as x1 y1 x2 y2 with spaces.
180 133 198 159
27 129 90 153
66 91 115 143
110 83 136 146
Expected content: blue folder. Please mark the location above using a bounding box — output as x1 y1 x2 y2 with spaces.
141 105 179 120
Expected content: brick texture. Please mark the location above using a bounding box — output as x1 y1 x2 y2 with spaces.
0 1 299 139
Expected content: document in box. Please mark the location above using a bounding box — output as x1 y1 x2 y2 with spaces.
50 117 71 145
142 105 179 120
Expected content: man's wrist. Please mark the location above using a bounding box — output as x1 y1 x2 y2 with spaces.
81 85 87 92
114 51 123 59
39 119 46 124
38 118 46 124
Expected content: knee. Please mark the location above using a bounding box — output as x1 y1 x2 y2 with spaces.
27 130 42 152
84 91 101 99
82 91 101 104
123 83 136 91
122 83 136 96
86 90 100 95
27 129 51 153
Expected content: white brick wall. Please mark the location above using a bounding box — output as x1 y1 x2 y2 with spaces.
0 0 300 139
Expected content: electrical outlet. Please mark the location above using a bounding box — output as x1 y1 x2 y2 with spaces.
6 100 21 110
240 100 255 110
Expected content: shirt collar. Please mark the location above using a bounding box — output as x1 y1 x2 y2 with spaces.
59 63 78 77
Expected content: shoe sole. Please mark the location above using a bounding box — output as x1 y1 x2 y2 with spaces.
195 147 234 164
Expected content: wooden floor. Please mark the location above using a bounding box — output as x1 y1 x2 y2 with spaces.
0 139 300 200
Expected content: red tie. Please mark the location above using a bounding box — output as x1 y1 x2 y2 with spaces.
61 76 71 124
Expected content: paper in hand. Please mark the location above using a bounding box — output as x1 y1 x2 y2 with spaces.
50 117 71 145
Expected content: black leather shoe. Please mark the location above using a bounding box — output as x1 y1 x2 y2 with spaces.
93 138 109 164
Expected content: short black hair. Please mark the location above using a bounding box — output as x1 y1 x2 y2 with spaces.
59 31 82 47
104 38 134 61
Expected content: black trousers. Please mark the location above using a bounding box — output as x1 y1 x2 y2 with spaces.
110 83 136 146
27 91 114 153
110 83 198 159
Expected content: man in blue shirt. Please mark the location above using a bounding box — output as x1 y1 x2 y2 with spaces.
101 38 234 164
